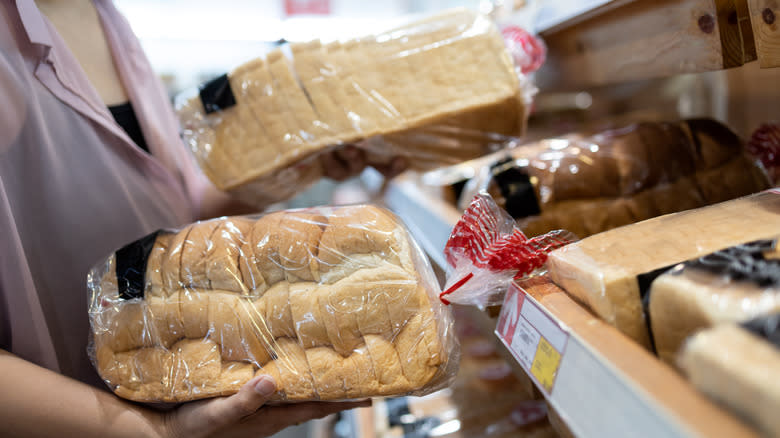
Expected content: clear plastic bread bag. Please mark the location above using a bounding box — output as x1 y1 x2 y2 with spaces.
87 204 459 403
174 8 543 207
452 118 770 239
648 238 780 365
678 313 780 437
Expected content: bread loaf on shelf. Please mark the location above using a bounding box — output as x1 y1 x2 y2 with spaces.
679 317 780 437
649 240 780 365
177 9 525 205
89 206 454 403
483 119 770 238
547 190 780 349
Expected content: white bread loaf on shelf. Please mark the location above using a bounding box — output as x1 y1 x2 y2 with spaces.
649 242 780 366
89 205 453 403
547 190 780 349
679 322 780 437
178 9 524 201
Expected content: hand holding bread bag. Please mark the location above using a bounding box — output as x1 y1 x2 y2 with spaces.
87 205 458 403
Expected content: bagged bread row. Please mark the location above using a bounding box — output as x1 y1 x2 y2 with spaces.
87 205 457 403
547 190 780 351
176 9 527 207
451 118 770 238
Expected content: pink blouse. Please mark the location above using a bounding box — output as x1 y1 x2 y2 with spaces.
0 0 212 387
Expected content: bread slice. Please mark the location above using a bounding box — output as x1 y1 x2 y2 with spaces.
206 218 253 293
161 225 193 291
180 221 221 289
343 345 379 398
306 347 348 399
364 334 411 395
262 281 296 338
290 41 354 137
272 337 317 400
278 212 326 282
289 282 330 348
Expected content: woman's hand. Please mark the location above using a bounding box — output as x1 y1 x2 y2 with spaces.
163 375 370 438
320 145 408 181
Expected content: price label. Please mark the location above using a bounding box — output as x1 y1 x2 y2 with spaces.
496 283 569 395
531 337 562 392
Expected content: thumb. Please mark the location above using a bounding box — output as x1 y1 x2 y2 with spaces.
178 375 277 437
212 375 277 423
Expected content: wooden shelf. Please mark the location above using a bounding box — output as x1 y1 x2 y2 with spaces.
515 0 772 91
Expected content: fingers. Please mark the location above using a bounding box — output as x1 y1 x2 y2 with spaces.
321 146 367 181
337 146 366 176
172 375 277 438
213 375 277 423
319 150 348 181
371 156 408 179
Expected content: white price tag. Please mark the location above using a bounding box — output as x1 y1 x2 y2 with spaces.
511 316 541 370
496 283 570 394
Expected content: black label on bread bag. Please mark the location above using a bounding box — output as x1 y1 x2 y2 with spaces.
115 230 161 300
686 239 780 287
741 313 780 349
199 74 236 114
491 158 541 219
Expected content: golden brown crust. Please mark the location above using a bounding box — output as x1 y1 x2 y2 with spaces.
93 206 447 402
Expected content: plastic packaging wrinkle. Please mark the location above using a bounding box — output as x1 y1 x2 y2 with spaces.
175 8 537 207
86 204 459 403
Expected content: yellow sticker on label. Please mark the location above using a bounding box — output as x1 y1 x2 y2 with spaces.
531 336 562 392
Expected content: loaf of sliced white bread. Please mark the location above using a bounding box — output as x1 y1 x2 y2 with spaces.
679 317 780 437
177 9 523 202
89 206 454 403
649 240 780 366
547 190 780 350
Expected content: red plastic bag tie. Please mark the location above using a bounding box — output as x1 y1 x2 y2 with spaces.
439 272 474 305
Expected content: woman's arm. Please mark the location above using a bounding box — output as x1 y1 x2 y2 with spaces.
0 349 163 438
0 350 369 438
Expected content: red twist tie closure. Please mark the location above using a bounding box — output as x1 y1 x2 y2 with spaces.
439 272 474 305
501 26 547 74
441 193 575 305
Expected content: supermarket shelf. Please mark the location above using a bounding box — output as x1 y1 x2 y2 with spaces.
493 278 759 438
384 175 760 438
747 0 780 67
530 0 760 91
